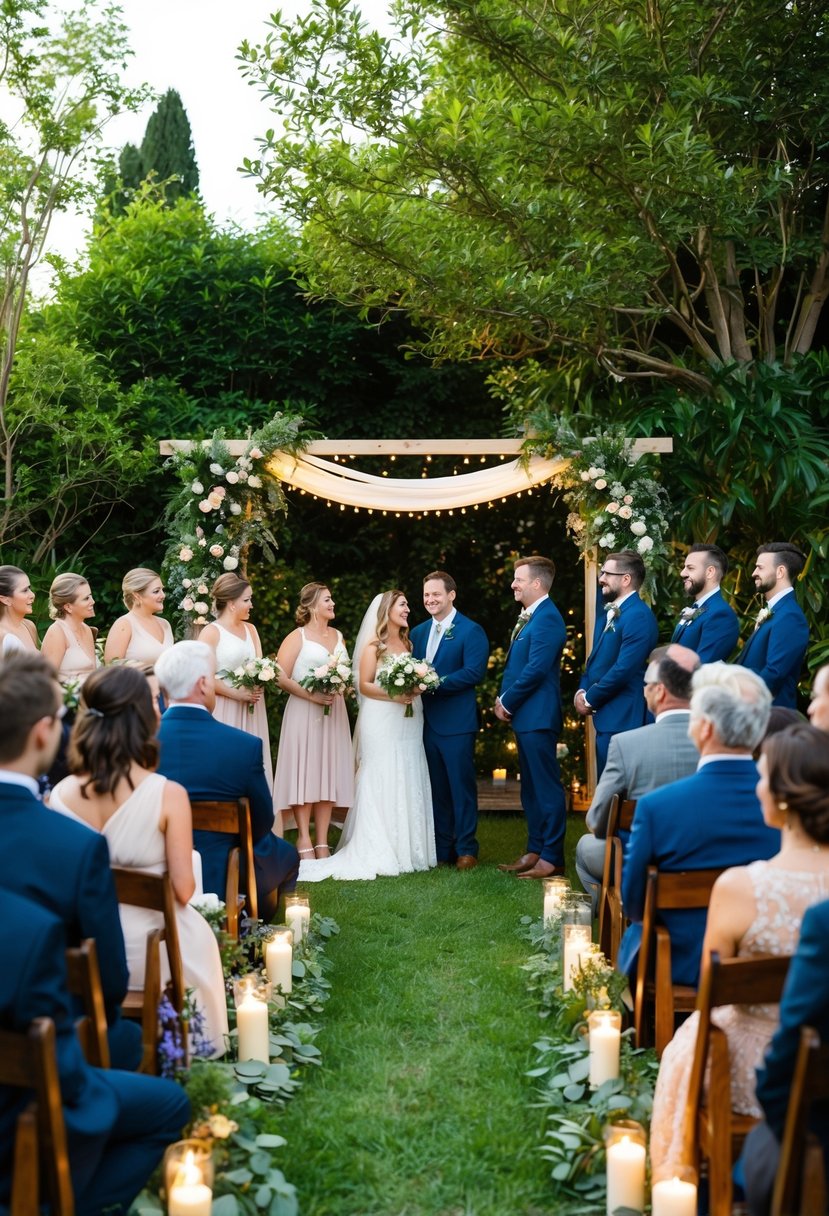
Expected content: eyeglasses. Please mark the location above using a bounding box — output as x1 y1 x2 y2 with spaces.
599 568 626 578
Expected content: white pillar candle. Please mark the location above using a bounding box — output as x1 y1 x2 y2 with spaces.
562 926 592 992
651 1176 697 1216
169 1153 212 1216
606 1134 646 1215
265 933 293 994
588 1012 621 1087
285 900 310 944
543 877 570 925
236 991 270 1063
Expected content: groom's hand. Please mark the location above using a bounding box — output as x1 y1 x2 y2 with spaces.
574 690 592 717
494 697 512 722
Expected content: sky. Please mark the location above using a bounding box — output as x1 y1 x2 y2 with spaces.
43 0 393 283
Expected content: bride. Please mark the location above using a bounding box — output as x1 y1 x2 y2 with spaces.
299 590 436 881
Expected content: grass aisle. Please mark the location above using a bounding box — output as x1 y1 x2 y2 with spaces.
281 815 587 1216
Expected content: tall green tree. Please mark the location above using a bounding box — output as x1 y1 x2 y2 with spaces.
139 89 199 201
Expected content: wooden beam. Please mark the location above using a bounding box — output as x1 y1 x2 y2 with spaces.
159 437 673 457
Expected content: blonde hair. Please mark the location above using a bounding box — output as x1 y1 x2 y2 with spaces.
374 589 410 655
211 573 250 616
122 568 161 610
49 573 89 620
295 582 328 627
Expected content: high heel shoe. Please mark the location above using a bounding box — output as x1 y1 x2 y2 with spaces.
298 847 316 858
314 844 332 858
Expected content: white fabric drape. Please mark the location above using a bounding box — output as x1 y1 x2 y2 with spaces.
267 451 568 511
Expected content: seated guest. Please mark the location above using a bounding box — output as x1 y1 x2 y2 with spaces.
0 652 142 1071
650 722 829 1172
155 642 299 922
49 665 228 1057
575 643 700 911
741 896 829 1216
618 663 780 985
808 663 829 731
0 888 189 1213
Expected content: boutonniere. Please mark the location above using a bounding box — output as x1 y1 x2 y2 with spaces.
603 604 621 633
678 605 703 626
511 610 531 641
442 624 456 641
754 606 773 631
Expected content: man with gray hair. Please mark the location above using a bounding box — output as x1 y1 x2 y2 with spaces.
617 663 780 986
155 641 298 921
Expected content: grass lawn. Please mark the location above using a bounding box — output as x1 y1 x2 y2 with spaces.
280 813 588 1216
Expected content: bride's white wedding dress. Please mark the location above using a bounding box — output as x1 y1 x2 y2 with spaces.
299 653 436 881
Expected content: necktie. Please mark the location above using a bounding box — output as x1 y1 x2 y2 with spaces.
427 620 441 663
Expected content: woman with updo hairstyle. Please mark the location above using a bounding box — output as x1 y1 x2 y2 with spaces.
41 573 98 684
650 721 829 1171
199 572 276 797
104 567 174 665
273 582 354 858
48 665 228 1056
0 564 38 655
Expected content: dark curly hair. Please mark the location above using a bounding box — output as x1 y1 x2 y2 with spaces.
69 665 159 797
762 722 829 845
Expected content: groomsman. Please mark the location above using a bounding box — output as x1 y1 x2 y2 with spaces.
494 555 567 880
671 543 739 661
410 572 489 869
575 550 658 775
737 542 809 708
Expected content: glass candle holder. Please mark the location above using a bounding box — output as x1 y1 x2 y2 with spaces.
233 975 272 1063
284 893 311 944
588 1009 621 1087
562 923 593 992
164 1140 213 1216
604 1120 646 1216
543 876 570 926
264 927 293 995
651 1166 698 1216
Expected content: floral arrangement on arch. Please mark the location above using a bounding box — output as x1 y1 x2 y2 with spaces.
162 411 311 635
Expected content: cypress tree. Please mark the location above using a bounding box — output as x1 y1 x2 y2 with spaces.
139 89 199 202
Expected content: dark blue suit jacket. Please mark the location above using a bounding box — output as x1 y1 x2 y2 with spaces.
670 589 740 661
499 597 566 734
0 781 129 1029
736 590 809 708
618 759 780 985
410 612 489 736
580 593 659 734
157 706 298 904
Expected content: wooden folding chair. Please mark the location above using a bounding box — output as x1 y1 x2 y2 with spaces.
634 865 725 1056
771 1026 829 1216
65 939 110 1069
190 798 257 933
681 950 792 1216
0 1018 74 1216
598 795 636 967
111 868 186 1074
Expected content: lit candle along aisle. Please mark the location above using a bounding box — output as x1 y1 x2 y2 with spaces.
604 1122 646 1216
265 927 293 998
588 1009 621 1088
167 1151 212 1216
285 894 310 944
234 978 271 1063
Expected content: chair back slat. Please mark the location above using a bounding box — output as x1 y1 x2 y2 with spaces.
111 868 186 1015
598 797 636 965
772 1026 829 1216
65 939 110 1069
190 798 257 922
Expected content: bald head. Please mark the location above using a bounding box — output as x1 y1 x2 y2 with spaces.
644 643 701 710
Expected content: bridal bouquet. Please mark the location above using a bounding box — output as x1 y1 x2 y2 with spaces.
217 655 280 714
378 655 441 717
299 654 354 715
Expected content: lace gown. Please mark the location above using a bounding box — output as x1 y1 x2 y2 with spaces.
212 622 274 793
49 773 228 1058
650 860 829 1171
299 654 436 881
272 630 354 826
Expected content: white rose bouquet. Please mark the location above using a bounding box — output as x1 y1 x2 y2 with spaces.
217 656 280 714
299 654 354 715
377 654 441 717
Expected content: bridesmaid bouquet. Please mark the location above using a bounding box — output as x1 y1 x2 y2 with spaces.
377 655 441 717
299 655 354 715
218 656 280 714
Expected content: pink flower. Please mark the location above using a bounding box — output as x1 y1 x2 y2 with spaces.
314 664 330 678
198 499 213 513
179 546 193 561
181 596 195 612
210 544 224 558
248 447 263 459
207 492 224 510
194 601 209 615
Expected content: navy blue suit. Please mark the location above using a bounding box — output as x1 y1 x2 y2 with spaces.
410 612 489 861
618 759 780 985
670 589 740 661
0 780 141 1071
741 898 829 1214
0 889 189 1215
736 590 809 708
157 706 299 921
579 592 659 775
499 597 567 866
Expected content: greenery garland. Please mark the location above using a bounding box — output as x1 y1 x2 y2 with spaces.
520 913 658 1210
162 411 314 636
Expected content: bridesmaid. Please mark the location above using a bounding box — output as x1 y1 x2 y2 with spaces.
41 573 98 685
0 565 39 655
104 568 174 666
273 583 354 860
199 573 275 793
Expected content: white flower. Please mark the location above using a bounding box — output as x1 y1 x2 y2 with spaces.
230 502 242 515
191 480 204 494
198 538 207 547
194 601 209 614
182 579 192 589
238 457 252 471
233 666 246 678
197 584 208 595
198 499 213 513
394 676 405 686
210 544 224 558
209 462 224 475
237 470 248 482
248 447 263 459
598 533 616 548
225 470 239 484
247 475 262 489
181 596 195 612
617 505 633 519
606 502 619 514
630 520 647 536
223 556 239 571
587 466 600 478
580 471 591 482
258 667 276 682
594 478 608 490
179 546 193 561
637 536 654 554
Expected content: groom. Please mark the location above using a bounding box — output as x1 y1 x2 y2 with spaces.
410 571 489 869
